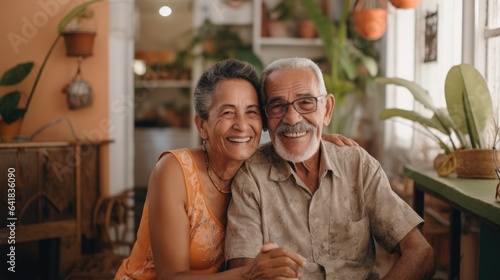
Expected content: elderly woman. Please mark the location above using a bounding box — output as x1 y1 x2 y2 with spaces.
115 59 355 280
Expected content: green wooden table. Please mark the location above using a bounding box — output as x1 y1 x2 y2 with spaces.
404 165 500 280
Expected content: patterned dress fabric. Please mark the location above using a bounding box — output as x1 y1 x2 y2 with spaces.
115 149 225 279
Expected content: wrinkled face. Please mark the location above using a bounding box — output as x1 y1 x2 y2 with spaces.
202 79 263 162
264 68 334 162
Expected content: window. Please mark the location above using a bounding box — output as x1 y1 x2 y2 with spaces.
485 0 500 119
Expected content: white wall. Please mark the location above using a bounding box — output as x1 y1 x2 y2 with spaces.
380 1 463 175
411 0 463 164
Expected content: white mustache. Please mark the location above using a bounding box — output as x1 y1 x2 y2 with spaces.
275 121 316 135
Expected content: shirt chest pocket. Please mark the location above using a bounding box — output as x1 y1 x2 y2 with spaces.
328 215 370 261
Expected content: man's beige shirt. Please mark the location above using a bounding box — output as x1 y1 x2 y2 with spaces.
225 141 423 279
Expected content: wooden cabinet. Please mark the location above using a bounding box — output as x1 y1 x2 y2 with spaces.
1 145 75 238
0 141 108 278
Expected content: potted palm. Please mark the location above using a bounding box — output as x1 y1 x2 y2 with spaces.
0 0 101 141
375 64 496 178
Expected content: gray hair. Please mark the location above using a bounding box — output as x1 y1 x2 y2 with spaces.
194 58 261 120
260 57 327 104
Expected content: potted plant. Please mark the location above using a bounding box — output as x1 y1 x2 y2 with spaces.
388 0 421 9
0 0 102 140
268 0 297 38
61 7 97 57
293 0 317 39
352 0 388 41
175 19 264 75
374 64 496 178
302 0 379 135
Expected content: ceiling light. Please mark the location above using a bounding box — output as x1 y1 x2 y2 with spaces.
159 6 172 17
133 60 147 76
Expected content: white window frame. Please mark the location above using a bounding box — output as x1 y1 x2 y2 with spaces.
469 0 500 129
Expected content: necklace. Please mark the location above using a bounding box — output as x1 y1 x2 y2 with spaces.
203 145 231 194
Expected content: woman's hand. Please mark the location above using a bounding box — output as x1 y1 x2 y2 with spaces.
240 243 307 280
322 133 359 146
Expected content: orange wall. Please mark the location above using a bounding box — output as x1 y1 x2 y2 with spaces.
0 0 109 141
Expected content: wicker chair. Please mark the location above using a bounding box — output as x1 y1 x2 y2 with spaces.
65 190 135 280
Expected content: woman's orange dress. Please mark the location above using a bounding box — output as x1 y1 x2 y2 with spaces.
115 149 226 279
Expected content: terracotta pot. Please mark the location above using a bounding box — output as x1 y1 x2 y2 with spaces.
388 0 421 9
62 31 96 57
202 39 216 55
298 19 317 39
268 21 289 38
225 0 245 9
0 118 23 142
353 8 387 40
455 149 499 179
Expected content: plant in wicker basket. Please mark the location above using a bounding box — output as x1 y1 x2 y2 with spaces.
375 64 496 178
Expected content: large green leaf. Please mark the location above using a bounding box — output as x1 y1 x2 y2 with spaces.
341 44 378 79
444 64 493 148
0 91 26 123
339 46 358 81
0 91 20 112
374 77 437 112
0 62 34 86
359 55 378 77
380 108 448 134
57 0 102 33
331 80 357 97
0 108 25 124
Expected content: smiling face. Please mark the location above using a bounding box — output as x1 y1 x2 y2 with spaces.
265 68 334 162
198 78 263 163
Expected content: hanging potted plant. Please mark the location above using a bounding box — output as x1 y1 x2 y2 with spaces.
352 0 388 41
61 7 97 57
0 0 102 141
388 0 421 9
375 64 496 178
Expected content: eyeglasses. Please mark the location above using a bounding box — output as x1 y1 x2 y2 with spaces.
264 95 326 119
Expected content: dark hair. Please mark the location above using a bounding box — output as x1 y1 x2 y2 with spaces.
194 58 262 121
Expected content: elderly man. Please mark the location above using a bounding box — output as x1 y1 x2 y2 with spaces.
225 57 436 279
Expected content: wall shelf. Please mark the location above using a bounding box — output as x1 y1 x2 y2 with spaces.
134 80 191 89
258 37 322 46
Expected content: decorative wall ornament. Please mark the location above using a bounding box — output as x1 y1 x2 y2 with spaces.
63 58 93 110
424 11 438 63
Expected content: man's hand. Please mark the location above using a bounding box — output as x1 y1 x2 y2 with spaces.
239 242 307 280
